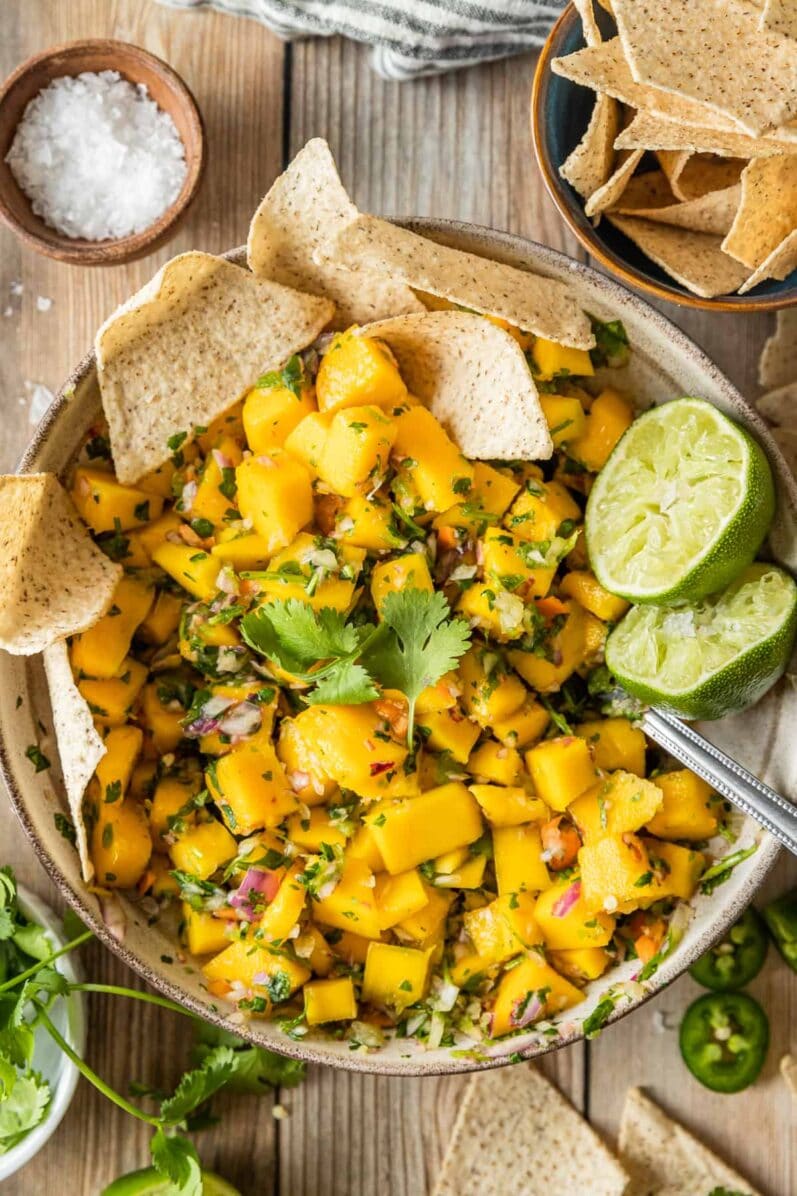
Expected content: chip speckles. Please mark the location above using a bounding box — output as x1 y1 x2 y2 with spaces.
722 156 797 268
616 111 797 160
0 473 121 655
95 251 334 484
607 215 752 297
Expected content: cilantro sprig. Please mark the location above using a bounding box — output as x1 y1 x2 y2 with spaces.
241 589 471 746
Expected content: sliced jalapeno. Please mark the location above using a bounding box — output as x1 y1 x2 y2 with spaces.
762 890 797 972
679 992 769 1093
689 907 768 991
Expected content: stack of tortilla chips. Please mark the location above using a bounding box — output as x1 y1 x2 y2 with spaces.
754 310 797 472
553 0 797 298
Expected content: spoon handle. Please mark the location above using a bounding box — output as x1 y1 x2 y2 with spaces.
642 707 797 859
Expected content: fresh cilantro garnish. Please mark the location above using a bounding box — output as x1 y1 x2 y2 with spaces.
588 315 630 369
24 745 50 773
256 354 304 397
699 845 758 896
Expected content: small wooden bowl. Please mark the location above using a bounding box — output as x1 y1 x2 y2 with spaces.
0 39 206 265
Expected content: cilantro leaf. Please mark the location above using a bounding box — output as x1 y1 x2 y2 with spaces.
256 354 304 397
192 1023 306 1091
588 314 630 369
305 660 381 707
0 1071 50 1152
0 1052 16 1100
159 1044 237 1125
363 590 471 745
241 600 360 675
12 921 52 963
150 1128 202 1195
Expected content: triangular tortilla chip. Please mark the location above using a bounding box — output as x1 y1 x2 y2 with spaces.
552 40 739 131
619 1087 761 1196
317 215 594 349
759 308 797 387
247 138 423 328
364 311 553 461
586 148 645 217
42 639 105 884
0 474 121 655
616 170 675 210
670 155 747 200
738 227 797 291
616 183 742 235
572 0 602 47
608 214 752 296
613 0 797 137
95 252 334 485
560 93 621 201
432 1065 629 1196
757 380 797 423
617 110 797 159
761 0 797 39
722 155 797 267
655 150 693 200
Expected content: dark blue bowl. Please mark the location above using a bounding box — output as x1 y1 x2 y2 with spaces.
531 4 797 312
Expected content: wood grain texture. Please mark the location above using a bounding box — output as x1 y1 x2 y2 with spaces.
0 3 793 1194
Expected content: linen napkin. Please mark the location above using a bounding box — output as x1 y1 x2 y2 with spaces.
155 0 567 79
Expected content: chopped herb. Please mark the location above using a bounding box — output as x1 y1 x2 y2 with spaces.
25 745 50 773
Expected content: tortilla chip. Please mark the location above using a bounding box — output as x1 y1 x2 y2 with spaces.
616 183 742 235
722 155 797 267
619 1087 761 1196
608 214 752 296
761 0 797 39
432 1065 629 1196
585 148 645 217
0 474 121 656
670 155 748 200
759 308 797 386
613 0 797 137
96 252 334 485
560 93 622 201
616 170 675 210
655 150 693 200
317 215 594 349
363 311 552 462
552 40 739 131
572 0 602 47
738 227 797 291
247 138 423 328
42 639 105 884
757 380 797 423
616 111 797 159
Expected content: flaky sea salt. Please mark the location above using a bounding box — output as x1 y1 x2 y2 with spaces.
6 70 187 241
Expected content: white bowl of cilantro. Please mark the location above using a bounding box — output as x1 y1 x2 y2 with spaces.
0 880 85 1182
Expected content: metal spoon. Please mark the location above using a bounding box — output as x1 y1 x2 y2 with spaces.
642 708 797 858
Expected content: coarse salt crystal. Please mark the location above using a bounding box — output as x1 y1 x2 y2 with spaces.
6 70 187 241
36 296 52 312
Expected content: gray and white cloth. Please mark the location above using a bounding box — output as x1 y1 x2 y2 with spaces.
155 0 567 79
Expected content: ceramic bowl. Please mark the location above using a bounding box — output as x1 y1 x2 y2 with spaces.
0 39 206 265
531 4 797 313
0 887 85 1181
2 223 796 1075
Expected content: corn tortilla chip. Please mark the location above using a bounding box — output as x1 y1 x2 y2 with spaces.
738 227 797 291
585 148 645 217
656 150 693 200
759 309 797 387
613 0 797 137
552 40 740 132
96 252 334 485
619 1087 761 1196
616 111 797 159
42 638 105 885
572 0 602 47
670 155 747 200
317 215 594 349
616 183 742 235
616 169 675 210
0 474 121 655
364 311 553 462
247 138 422 328
432 1065 629 1196
722 155 797 267
761 0 797 39
757 380 797 423
560 93 621 201
608 214 752 296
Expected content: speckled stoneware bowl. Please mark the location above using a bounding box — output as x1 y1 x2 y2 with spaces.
2 222 797 1076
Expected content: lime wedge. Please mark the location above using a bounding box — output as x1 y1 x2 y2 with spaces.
606 564 797 720
586 398 775 604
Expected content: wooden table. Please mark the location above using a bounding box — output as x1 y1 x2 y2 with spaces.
1 3 795 1193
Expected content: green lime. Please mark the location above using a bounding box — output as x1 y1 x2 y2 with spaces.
606 563 797 719
586 397 775 604
102 1168 241 1196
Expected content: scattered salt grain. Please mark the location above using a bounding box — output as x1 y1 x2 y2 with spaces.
9 281 23 296
36 296 52 312
272 1105 289 1120
6 70 187 241
25 381 54 426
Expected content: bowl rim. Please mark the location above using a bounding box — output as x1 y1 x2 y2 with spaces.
0 38 206 265
0 223 789 1075
530 4 797 315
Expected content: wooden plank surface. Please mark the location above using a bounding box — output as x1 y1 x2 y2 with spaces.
0 2 793 1193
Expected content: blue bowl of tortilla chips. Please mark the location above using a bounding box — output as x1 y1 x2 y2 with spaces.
531 1 797 312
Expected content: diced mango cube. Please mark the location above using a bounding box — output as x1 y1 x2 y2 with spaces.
78 658 148 727
190 436 243 526
93 724 143 805
235 452 313 554
207 741 296 836
534 878 615 950
489 953 583 1037
458 646 526 727
480 528 555 599
367 783 484 874
71 466 164 534
149 770 203 841
304 976 358 1025
575 719 647 776
493 824 551 895
286 808 348 853
371 552 433 613
71 577 154 679
243 379 317 454
506 479 581 544
91 796 152 889
417 707 480 764
316 330 407 413
362 942 432 1012
183 905 231 956
456 584 526 642
311 858 382 940
138 590 183 645
569 772 663 843
531 337 594 382
317 405 397 497
259 864 306 944
152 543 221 602
469 784 547 827
374 869 429 930
169 818 237 880
492 700 550 749
539 395 587 447
471 462 521 515
549 946 612 983
393 406 475 513
509 601 587 693
525 736 598 812
334 493 407 551
560 570 629 623
395 884 452 948
643 838 705 901
140 682 185 754
284 411 333 477
432 853 487 890
464 892 542 964
645 770 719 841
289 704 408 801
579 834 658 915
466 740 524 786
203 938 309 1001
567 388 634 472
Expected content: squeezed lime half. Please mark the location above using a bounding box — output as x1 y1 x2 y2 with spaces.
586 398 775 604
606 563 797 720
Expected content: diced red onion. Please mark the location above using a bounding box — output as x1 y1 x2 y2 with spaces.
510 993 543 1029
288 770 310 792
218 700 262 738
551 880 581 918
212 448 233 471
229 868 281 920
216 567 238 595
180 480 198 512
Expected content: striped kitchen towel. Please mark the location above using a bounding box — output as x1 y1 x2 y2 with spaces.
155 0 567 79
